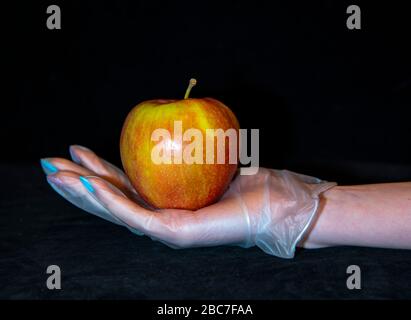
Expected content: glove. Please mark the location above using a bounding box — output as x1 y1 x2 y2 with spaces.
41 145 336 258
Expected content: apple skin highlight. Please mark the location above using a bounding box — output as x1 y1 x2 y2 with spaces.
120 95 240 210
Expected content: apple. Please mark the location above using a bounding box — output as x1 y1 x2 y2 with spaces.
120 79 239 210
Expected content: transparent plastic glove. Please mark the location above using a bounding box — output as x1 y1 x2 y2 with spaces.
41 145 336 258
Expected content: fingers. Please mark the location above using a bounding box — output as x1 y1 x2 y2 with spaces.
44 160 251 249
46 170 126 226
78 176 157 237
80 176 250 248
41 145 251 250
41 158 94 176
68 145 137 198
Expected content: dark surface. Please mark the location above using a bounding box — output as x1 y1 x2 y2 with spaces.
1 163 411 300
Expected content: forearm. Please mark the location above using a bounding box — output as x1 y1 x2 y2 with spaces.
301 182 411 249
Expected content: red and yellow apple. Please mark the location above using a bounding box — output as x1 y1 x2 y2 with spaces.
120 79 239 210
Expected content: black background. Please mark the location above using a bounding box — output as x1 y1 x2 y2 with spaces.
2 0 411 300
6 0 411 184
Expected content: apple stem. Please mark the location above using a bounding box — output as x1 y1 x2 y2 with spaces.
184 78 197 99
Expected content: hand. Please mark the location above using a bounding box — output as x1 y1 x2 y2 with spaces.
41 145 336 258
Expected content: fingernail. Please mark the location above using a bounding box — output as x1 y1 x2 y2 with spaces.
80 176 94 193
46 175 66 198
69 146 81 163
40 159 58 174
72 145 91 152
47 174 61 185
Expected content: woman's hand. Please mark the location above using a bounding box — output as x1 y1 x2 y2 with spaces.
41 145 336 258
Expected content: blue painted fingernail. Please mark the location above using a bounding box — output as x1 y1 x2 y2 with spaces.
80 176 94 193
40 159 58 174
